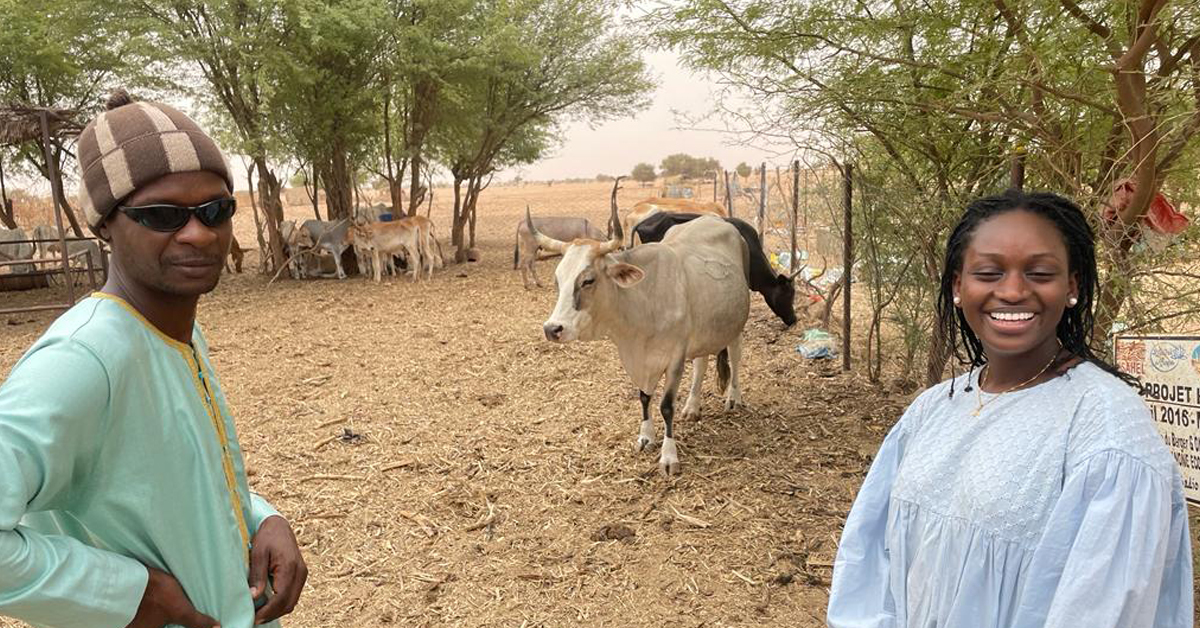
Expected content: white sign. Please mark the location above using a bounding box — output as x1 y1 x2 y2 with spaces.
1114 335 1200 506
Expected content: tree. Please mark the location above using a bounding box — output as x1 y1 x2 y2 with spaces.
735 162 751 178
0 0 158 236
631 162 656 185
658 153 719 180
430 0 653 261
264 0 387 221
135 0 293 272
650 0 1200 383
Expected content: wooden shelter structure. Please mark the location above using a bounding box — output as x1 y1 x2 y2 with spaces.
0 103 107 314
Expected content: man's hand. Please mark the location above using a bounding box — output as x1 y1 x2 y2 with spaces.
248 515 308 625
126 566 220 628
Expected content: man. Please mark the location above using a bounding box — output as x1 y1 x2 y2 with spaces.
0 90 307 628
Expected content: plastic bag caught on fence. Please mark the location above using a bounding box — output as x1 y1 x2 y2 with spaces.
797 328 838 359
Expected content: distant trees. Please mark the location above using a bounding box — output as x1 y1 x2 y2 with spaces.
735 162 752 178
659 153 719 180
631 162 656 185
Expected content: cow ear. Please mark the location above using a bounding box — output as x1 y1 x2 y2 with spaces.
606 262 645 288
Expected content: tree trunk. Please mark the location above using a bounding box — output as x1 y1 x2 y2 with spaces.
309 162 322 221
468 178 480 249
254 156 287 272
48 145 84 237
459 177 484 261
924 321 953 387
0 153 15 229
1092 224 1139 346
382 87 402 213
451 173 466 256
324 147 354 221
245 162 267 273
406 78 437 217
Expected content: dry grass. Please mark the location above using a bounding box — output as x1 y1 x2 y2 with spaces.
1 180 1193 627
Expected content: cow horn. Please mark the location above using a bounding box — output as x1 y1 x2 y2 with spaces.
601 177 624 254
788 264 806 281
526 206 569 253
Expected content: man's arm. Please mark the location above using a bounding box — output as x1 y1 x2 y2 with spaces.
0 340 148 628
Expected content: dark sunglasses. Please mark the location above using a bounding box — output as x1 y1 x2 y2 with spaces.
117 197 236 232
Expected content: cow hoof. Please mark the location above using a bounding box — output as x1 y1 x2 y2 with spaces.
724 391 742 412
659 438 680 475
634 435 653 452
681 405 700 422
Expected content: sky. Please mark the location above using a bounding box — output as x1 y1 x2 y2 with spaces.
499 49 784 183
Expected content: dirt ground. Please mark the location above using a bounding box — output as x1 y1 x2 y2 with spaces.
1 181 1196 627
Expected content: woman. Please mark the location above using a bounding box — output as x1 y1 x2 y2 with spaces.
827 190 1192 627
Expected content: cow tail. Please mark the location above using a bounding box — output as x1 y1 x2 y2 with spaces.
716 349 731 394
513 232 519 269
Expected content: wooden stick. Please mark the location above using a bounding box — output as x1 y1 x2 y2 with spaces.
298 474 364 483
670 505 712 528
381 460 414 472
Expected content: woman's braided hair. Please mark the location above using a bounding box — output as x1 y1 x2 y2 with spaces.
935 189 1135 393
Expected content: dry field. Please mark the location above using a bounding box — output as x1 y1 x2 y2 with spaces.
0 181 1194 627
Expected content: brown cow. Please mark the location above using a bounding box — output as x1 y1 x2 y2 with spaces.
623 197 726 246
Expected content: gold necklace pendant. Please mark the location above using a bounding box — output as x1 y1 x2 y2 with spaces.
971 342 1062 417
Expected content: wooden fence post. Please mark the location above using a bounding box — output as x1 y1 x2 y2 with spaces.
757 163 766 239
791 160 799 274
724 170 733 217
843 163 853 372
41 111 75 305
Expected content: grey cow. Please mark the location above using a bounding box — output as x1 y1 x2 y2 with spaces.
296 219 351 279
514 216 605 289
0 228 35 274
31 225 102 267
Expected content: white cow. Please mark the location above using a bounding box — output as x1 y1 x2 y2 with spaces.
529 206 750 475
0 228 35 274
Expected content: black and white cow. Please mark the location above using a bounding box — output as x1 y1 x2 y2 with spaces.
634 212 800 327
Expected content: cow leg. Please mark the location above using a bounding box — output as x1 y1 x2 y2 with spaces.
724 335 744 411
520 260 531 290
659 356 686 475
333 248 347 279
372 249 383 283
635 390 655 452
681 356 706 421
528 258 544 288
407 243 420 281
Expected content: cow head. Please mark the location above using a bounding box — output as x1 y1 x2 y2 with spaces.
296 224 316 249
765 265 809 327
765 272 799 327
528 206 642 342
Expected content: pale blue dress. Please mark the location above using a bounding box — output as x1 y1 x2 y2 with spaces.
827 362 1193 628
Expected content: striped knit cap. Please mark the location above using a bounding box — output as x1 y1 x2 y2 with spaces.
77 89 232 232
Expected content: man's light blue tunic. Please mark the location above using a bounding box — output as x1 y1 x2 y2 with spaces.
0 294 280 628
828 362 1193 628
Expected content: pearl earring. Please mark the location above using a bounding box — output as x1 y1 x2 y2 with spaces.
1068 297 1078 307
953 295 961 306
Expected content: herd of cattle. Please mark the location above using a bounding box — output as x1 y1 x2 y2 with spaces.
0 225 103 274
525 181 806 475
271 210 446 282
4 186 809 476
